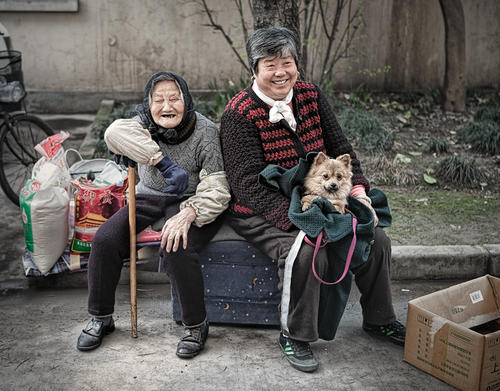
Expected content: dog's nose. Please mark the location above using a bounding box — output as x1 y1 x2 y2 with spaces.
328 183 339 192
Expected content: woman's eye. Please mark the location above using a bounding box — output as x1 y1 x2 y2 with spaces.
323 173 329 179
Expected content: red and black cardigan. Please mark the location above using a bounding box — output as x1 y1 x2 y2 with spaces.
220 80 369 231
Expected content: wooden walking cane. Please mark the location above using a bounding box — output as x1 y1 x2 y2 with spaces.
128 166 138 338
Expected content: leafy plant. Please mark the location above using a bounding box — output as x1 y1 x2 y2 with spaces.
458 120 500 155
474 106 500 122
436 156 485 188
93 103 135 156
428 138 450 154
338 108 394 151
209 77 251 119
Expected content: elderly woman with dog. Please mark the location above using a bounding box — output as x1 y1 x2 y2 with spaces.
76 71 231 358
220 27 405 372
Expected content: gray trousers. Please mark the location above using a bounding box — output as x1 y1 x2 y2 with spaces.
227 214 396 342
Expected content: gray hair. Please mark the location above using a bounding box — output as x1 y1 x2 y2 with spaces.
148 74 184 105
246 26 299 75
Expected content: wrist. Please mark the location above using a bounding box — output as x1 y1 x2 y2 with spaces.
183 206 197 223
154 155 174 171
355 195 372 205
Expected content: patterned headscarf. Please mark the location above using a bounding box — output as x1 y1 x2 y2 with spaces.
130 71 196 144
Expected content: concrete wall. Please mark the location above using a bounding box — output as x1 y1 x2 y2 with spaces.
1 0 498 112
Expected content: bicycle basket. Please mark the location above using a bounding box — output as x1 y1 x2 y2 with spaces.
0 50 25 110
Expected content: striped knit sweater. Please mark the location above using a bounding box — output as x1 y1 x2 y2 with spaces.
220 80 369 231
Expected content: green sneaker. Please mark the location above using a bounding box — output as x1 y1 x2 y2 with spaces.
362 320 406 346
278 331 319 372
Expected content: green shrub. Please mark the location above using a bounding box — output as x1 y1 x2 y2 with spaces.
428 138 450 154
93 103 135 156
338 108 394 151
436 156 485 188
458 121 500 155
474 106 500 122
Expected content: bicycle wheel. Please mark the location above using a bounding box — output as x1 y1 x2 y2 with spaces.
0 113 54 206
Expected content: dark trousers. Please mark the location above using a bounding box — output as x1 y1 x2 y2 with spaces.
227 214 396 341
87 194 221 326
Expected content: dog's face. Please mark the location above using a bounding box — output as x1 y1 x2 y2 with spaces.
304 152 353 198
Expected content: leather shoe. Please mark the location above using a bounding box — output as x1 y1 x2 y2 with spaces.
176 319 209 358
77 317 115 351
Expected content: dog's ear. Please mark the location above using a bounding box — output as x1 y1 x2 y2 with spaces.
336 153 351 168
314 152 328 166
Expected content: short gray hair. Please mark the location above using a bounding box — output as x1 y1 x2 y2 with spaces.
246 26 299 75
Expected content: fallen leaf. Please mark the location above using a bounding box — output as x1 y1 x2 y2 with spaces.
424 173 437 184
394 153 411 164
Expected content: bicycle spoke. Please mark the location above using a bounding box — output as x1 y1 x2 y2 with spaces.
0 114 54 205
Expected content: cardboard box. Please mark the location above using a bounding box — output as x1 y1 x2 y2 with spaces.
404 275 500 391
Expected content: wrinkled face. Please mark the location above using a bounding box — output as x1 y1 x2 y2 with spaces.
150 80 185 128
254 54 298 100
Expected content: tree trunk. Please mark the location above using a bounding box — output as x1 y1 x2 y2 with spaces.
251 0 302 72
439 0 466 112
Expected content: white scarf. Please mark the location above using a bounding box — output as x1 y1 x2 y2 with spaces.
252 80 297 131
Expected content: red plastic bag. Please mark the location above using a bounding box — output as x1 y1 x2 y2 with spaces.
71 177 128 253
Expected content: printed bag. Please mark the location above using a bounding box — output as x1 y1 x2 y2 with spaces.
71 177 128 253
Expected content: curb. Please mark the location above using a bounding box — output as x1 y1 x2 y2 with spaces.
392 244 500 280
17 244 500 291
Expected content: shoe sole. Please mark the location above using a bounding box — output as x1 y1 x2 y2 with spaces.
77 325 115 352
278 337 319 373
362 327 405 346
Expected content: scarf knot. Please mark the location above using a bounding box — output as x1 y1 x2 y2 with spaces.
252 81 296 131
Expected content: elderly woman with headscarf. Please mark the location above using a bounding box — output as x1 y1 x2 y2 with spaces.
220 27 405 372
76 71 231 359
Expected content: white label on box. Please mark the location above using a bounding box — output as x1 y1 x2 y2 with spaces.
470 290 484 304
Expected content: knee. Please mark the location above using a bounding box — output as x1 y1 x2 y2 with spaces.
373 228 391 250
160 248 194 274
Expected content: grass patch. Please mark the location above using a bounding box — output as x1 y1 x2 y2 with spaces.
338 108 394 151
364 153 419 186
458 120 500 155
427 138 450 154
383 188 500 245
436 156 485 188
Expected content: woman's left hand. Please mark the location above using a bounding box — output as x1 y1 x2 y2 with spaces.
160 206 197 252
358 198 379 227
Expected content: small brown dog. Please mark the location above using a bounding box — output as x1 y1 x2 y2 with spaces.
301 152 353 214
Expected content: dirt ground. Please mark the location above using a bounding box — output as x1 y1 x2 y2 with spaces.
330 89 500 246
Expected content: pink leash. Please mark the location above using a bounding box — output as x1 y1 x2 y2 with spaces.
305 216 358 285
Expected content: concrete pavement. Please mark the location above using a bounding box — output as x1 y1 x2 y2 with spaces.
0 279 461 391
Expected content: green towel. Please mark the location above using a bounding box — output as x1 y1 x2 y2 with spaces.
259 152 392 340
259 152 391 264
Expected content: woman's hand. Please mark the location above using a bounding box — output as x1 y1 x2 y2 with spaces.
160 206 197 252
358 198 379 227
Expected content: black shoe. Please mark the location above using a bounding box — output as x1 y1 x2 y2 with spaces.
77 317 115 351
176 319 209 359
278 331 319 373
362 320 406 346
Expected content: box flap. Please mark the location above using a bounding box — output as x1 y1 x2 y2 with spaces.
409 275 500 329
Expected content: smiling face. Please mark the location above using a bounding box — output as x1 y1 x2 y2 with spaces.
150 80 185 128
254 53 298 100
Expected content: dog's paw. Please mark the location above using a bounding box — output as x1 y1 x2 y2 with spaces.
301 200 311 211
